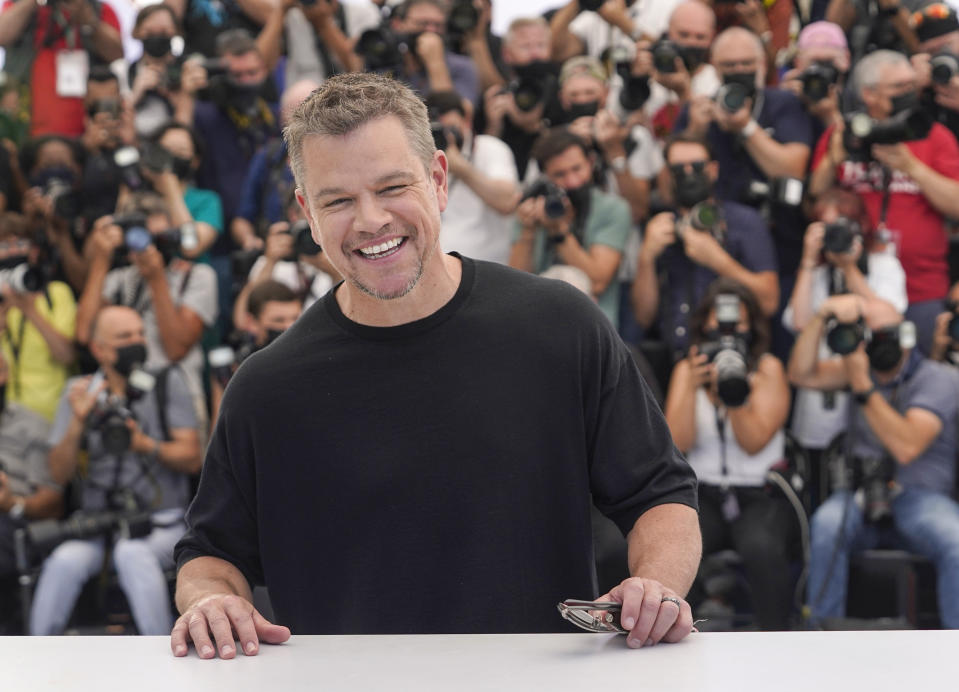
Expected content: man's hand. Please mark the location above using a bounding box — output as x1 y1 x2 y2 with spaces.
597 0 632 32
714 98 752 133
133 244 166 283
22 188 53 223
819 293 864 322
654 58 692 101
911 53 932 90
871 142 917 175
681 227 724 270
842 343 872 390
515 196 540 230
67 376 105 422
171 594 291 659
931 310 954 362
566 115 595 145
0 286 39 316
934 76 959 112
736 0 771 38
89 216 124 261
131 64 164 103
415 32 446 65
177 57 208 96
483 86 510 135
825 234 863 270
594 110 628 157
801 221 824 269
686 345 713 391
597 577 694 648
686 95 715 137
264 223 294 262
641 212 677 260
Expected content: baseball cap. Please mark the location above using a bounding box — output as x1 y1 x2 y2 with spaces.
911 3 959 44
797 21 848 52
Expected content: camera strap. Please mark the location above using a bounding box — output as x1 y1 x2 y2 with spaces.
119 263 194 313
877 165 893 241
714 405 741 521
3 313 27 401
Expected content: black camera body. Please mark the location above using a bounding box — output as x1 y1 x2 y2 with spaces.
715 82 752 113
931 52 959 86
521 178 568 219
823 216 861 255
698 294 751 408
843 108 934 161
355 27 413 73
447 0 479 41
651 39 682 73
287 219 321 258
677 201 726 245
208 331 259 388
0 261 45 295
801 60 840 102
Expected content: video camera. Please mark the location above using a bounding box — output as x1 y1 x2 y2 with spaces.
801 60 840 102
824 316 916 356
697 293 751 408
520 178 567 219
842 107 934 162
822 216 861 255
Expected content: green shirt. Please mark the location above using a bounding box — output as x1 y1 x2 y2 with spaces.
184 186 223 265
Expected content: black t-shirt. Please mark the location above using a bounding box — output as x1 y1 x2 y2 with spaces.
175 256 697 634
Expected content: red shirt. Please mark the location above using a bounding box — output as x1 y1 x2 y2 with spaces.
0 2 121 136
812 123 959 303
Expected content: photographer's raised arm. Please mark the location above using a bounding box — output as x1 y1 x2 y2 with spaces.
555 236 622 298
683 231 779 316
140 253 204 362
786 296 859 389
549 1 586 64
0 0 37 47
446 148 520 216
809 125 845 197
153 171 217 258
75 219 118 345
48 378 103 485
173 556 290 659
874 143 959 220
742 130 810 181
728 355 790 455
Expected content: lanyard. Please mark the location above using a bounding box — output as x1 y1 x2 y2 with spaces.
715 405 729 489
3 313 28 400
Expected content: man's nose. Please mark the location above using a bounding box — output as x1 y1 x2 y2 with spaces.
353 194 393 235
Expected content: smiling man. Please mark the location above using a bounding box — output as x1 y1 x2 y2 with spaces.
170 73 700 659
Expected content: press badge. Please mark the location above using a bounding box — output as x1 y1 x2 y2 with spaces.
56 50 89 98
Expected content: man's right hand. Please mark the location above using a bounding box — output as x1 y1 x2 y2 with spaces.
90 216 124 261
171 594 291 659
264 223 294 262
641 211 676 260
801 221 824 269
818 293 864 323
67 376 105 422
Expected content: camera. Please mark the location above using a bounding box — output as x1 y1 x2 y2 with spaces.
447 0 479 41
651 39 682 74
208 331 259 388
826 448 896 523
824 315 866 355
609 45 650 112
86 98 121 119
0 261 45 294
116 212 199 256
843 108 933 161
355 27 409 73
800 60 840 102
431 121 450 150
25 490 152 554
677 201 725 245
288 219 321 258
520 178 567 219
697 294 751 408
715 82 753 113
41 173 81 220
822 216 861 255
579 0 604 10
931 52 959 86
506 60 559 113
740 176 804 211
114 146 145 191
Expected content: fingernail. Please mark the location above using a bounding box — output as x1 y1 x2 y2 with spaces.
627 637 642 649
622 616 635 629
645 639 654 647
245 641 257 654
201 645 214 657
221 645 234 656
174 645 186 656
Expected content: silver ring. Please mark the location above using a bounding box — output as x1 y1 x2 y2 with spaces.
661 596 682 607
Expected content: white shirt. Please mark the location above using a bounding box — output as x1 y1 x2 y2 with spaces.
440 134 519 265
782 251 908 448
570 0 685 58
248 257 335 311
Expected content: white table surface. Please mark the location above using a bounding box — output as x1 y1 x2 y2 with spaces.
2 630 958 691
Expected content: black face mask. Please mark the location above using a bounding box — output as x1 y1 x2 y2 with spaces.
564 100 599 121
722 72 757 100
264 328 284 347
673 169 712 208
30 166 76 190
565 182 592 212
0 255 28 271
228 81 264 115
142 35 172 59
513 60 560 80
113 343 148 377
890 90 919 116
679 45 708 73
171 155 193 180
866 329 903 372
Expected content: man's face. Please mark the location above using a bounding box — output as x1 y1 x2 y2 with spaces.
663 140 717 202
667 6 714 49
97 312 147 371
224 51 268 87
34 141 79 179
544 145 592 191
795 45 849 72
920 31 959 56
712 36 764 86
254 300 302 345
503 24 550 66
437 109 471 142
397 3 446 35
559 74 607 110
296 116 449 301
863 62 918 119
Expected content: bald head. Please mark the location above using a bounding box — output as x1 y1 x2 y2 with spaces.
91 305 143 345
712 26 766 83
669 1 715 38
281 79 321 127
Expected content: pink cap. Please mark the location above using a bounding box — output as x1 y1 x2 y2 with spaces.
797 21 849 52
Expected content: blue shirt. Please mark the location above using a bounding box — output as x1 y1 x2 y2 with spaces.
236 139 293 227
400 52 480 105
674 88 814 274
656 200 778 358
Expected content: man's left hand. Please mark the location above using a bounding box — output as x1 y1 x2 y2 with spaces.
714 98 752 133
133 244 166 283
415 32 446 65
598 577 694 648
0 287 39 316
842 344 873 390
871 143 916 175
681 227 724 270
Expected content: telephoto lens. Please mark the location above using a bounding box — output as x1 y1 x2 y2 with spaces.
651 39 681 73
825 317 866 355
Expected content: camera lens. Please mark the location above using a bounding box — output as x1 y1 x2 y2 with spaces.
826 320 864 355
125 227 152 253
716 83 750 113
823 221 854 254
714 349 750 408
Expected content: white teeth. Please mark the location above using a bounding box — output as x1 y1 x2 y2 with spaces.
359 238 402 256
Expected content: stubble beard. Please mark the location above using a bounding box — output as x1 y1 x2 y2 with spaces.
348 230 436 301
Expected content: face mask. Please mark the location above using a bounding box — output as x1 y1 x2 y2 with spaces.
514 60 560 80
564 100 599 121
0 255 28 271
30 166 76 190
722 72 757 100
866 329 903 372
679 45 708 73
142 35 172 59
890 90 919 116
171 155 193 180
264 328 285 347
113 343 148 377
565 182 592 211
673 169 712 208
228 81 264 116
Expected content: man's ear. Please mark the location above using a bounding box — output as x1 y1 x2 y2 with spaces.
431 149 449 212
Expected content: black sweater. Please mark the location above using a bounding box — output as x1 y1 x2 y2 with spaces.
176 256 697 634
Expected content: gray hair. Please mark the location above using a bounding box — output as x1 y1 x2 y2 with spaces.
852 49 911 91
505 16 549 47
712 26 764 63
283 72 435 190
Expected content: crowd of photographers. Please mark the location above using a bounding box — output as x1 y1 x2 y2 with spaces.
2 0 959 635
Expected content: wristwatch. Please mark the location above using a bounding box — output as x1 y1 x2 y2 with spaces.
853 385 876 405
609 156 627 174
8 498 26 521
740 119 760 139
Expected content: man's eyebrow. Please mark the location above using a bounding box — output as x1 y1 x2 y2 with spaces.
312 171 415 201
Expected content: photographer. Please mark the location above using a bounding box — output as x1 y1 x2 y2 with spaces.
128 4 208 139
632 134 778 362
785 188 906 470
79 68 131 226
509 127 631 327
426 90 520 265
0 212 76 422
788 294 959 629
75 193 218 409
826 0 919 59
0 0 122 137
676 26 813 282
780 21 850 146
810 49 959 354
664 279 793 630
0 387 62 580
549 0 680 62
929 280 959 364
30 305 201 635
909 4 959 140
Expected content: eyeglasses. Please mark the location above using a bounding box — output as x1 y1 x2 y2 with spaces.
911 3 954 28
556 599 627 634
669 161 708 177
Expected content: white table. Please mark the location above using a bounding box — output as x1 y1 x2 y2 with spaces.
2 631 958 691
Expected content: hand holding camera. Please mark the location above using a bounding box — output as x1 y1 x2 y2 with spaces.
640 211 677 260
264 222 295 263
67 376 107 424
89 215 125 262
685 345 714 391
801 222 825 269
819 293 864 326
